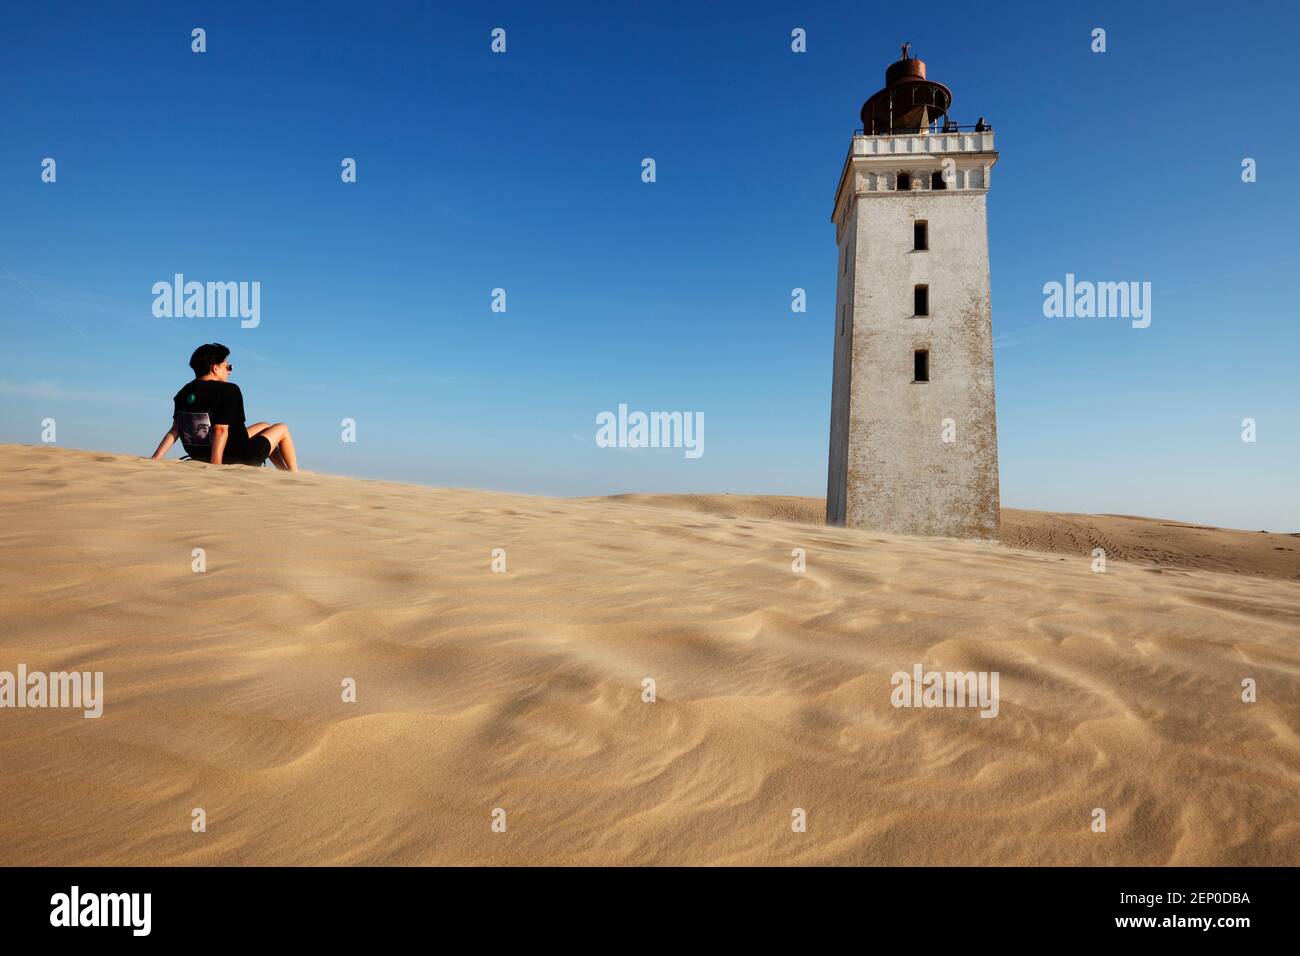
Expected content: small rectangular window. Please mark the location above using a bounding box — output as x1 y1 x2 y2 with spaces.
841 243 847 275
914 349 929 383
839 305 846 336
897 172 911 191
914 221 928 251
914 284 929 316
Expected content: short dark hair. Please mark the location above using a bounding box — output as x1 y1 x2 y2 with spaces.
189 343 230 376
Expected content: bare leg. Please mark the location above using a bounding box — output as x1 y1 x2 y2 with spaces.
245 421 288 470
254 423 299 472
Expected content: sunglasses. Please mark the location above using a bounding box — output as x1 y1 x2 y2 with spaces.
221 363 234 372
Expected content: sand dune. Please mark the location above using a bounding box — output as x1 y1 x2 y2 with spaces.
1 444 1297 865
596 493 1300 581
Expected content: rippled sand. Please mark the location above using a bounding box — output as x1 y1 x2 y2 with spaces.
1 445 1296 865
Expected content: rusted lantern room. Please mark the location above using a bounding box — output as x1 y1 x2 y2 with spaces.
860 43 953 134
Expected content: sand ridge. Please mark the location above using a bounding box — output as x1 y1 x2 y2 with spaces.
1 445 1297 865
594 493 1300 582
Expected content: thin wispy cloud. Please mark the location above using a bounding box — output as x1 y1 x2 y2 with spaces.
993 317 1070 351
0 268 202 341
0 379 152 407
370 373 470 387
2 268 93 342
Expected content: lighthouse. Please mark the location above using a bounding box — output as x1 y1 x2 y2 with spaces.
826 45 1000 539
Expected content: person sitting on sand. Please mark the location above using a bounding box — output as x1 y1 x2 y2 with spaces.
149 343 300 471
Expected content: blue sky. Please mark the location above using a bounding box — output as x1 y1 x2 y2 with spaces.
2 0 1296 530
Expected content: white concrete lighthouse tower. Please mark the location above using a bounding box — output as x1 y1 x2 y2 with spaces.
826 44 1000 539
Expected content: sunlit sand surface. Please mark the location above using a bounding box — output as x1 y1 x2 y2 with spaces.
1 445 1296 865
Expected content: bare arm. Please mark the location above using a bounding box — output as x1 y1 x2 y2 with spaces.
150 424 180 460
210 424 229 465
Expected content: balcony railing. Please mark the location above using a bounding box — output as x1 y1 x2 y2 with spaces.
848 127 996 158
854 123 991 136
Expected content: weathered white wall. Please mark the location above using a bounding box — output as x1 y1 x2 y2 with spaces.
826 135 1000 539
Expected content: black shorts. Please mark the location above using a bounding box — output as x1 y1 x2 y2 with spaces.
225 435 273 466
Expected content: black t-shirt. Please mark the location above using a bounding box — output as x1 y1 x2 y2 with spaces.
172 379 254 462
